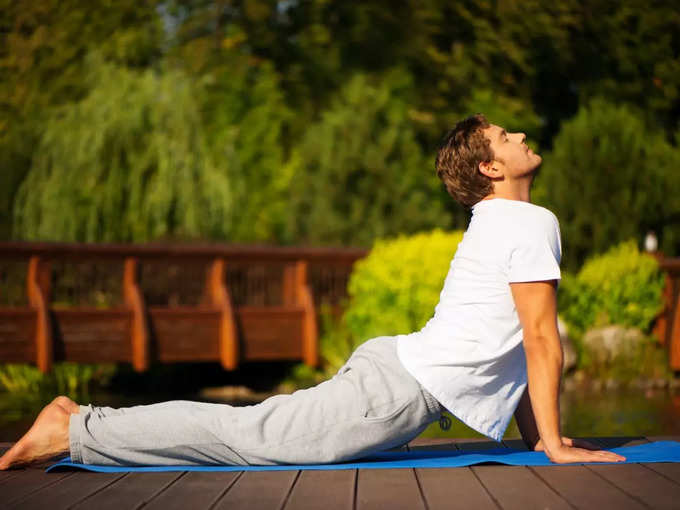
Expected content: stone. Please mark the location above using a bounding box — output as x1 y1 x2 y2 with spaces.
581 325 646 366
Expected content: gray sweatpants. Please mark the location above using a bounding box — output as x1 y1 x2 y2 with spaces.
68 335 444 466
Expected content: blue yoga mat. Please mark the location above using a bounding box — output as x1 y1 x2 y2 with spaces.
46 440 680 473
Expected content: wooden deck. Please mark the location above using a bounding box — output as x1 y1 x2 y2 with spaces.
2 435 680 509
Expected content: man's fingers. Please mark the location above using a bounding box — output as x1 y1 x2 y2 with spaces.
590 450 626 462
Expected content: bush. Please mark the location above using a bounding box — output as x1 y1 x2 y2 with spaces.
558 239 666 363
0 362 117 398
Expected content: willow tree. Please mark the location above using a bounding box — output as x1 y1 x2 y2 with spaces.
13 54 233 242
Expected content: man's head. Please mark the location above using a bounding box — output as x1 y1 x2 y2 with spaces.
435 114 542 208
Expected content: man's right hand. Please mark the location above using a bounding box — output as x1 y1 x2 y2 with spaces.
546 443 626 464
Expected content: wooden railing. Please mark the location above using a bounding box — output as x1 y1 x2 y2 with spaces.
1 243 678 373
0 241 368 373
651 253 680 371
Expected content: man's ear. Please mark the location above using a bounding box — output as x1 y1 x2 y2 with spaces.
478 159 499 179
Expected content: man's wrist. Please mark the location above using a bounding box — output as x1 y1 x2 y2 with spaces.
541 436 563 453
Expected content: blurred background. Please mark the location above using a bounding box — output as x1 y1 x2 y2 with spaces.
1 0 680 442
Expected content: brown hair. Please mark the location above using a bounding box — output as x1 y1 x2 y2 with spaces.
435 113 496 209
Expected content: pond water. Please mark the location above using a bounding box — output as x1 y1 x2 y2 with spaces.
1 384 679 443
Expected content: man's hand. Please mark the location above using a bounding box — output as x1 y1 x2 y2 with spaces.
534 436 626 463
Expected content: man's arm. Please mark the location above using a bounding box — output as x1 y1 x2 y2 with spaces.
509 280 563 454
509 279 626 463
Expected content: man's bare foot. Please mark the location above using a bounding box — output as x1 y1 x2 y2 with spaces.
53 395 81 415
0 396 73 470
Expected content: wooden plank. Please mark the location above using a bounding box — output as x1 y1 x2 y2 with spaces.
10 471 127 509
586 462 680 509
0 309 36 362
148 308 221 361
471 465 573 510
642 462 680 484
238 307 305 360
144 471 242 510
52 308 132 362
415 467 498 510
2 469 77 507
284 469 355 510
356 468 426 510
212 471 299 510
69 471 184 510
530 464 647 509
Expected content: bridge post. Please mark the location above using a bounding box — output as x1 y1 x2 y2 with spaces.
26 256 53 373
123 258 150 372
207 258 239 370
293 260 319 368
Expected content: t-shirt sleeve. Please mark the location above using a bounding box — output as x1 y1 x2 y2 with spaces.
508 212 562 284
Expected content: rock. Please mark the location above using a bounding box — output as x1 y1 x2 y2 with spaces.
557 316 577 373
581 325 646 366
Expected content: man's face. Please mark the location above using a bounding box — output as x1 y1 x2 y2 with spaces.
481 124 542 180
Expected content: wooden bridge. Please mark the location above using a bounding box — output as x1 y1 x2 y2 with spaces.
0 242 679 373
0 241 367 373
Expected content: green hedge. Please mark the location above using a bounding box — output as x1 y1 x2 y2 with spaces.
557 239 666 368
558 240 665 335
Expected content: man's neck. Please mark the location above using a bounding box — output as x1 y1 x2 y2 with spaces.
482 177 533 203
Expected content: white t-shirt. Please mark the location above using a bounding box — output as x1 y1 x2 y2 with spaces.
396 197 562 441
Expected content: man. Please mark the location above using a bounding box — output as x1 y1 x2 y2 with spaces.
0 114 626 470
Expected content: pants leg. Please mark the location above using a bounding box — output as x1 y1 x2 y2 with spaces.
69 336 442 466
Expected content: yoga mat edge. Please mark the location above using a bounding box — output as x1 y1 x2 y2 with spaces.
45 440 680 473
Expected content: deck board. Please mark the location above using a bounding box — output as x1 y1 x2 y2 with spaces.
8 471 127 509
283 469 355 510
143 471 242 510
356 468 425 510
530 464 647 509
586 463 680 510
3 469 76 507
212 470 299 509
69 471 184 510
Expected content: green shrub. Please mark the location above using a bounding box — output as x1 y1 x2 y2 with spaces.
0 362 117 398
344 228 465 344
558 239 666 363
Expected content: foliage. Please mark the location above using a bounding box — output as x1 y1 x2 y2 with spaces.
0 362 116 397
558 239 666 365
12 53 233 242
0 0 163 240
344 228 464 343
288 70 453 247
196 59 293 243
535 97 680 272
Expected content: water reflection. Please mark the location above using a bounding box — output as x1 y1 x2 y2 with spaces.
1 385 679 442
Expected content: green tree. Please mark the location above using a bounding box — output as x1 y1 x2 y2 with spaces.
0 0 163 239
534 97 680 272
287 69 452 247
12 54 233 242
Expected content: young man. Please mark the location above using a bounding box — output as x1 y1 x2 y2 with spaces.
0 114 626 470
